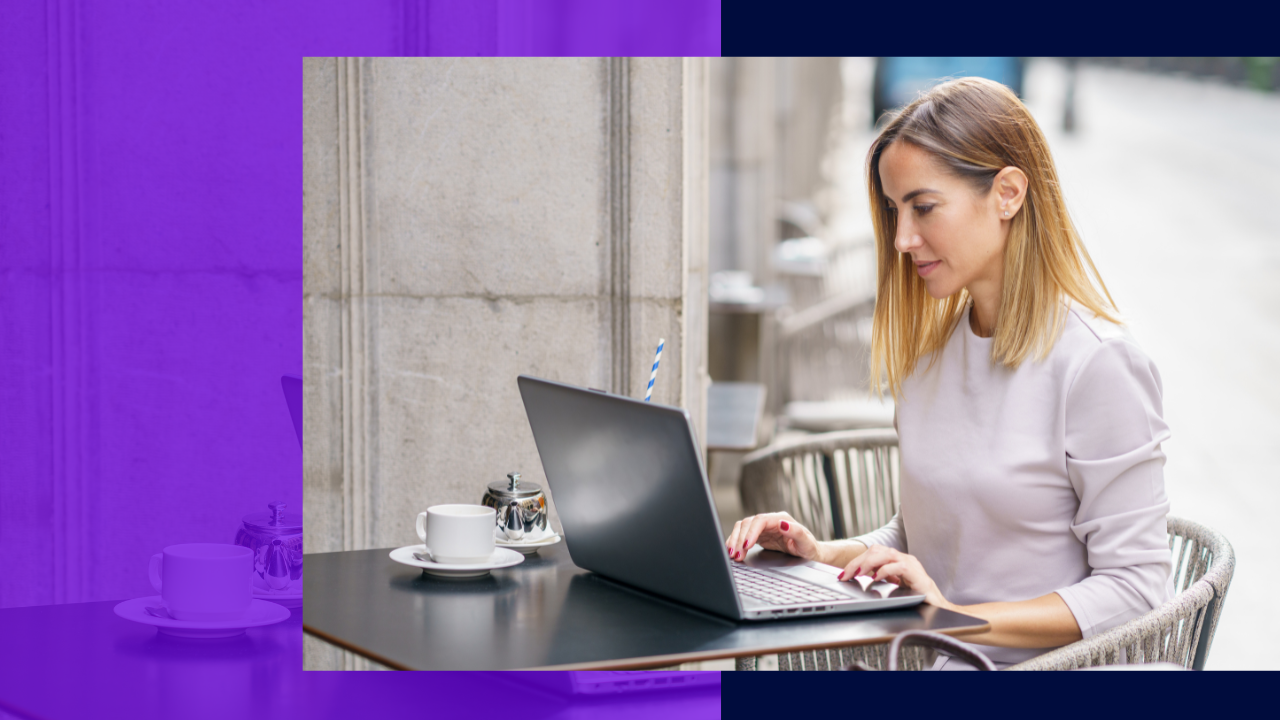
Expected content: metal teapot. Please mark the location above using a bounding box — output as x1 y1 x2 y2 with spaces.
234 501 302 590
480 472 547 542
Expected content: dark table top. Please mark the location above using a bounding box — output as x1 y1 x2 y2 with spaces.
303 542 990 670
0 600 718 720
0 598 307 719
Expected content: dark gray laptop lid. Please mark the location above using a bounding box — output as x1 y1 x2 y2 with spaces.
517 375 742 620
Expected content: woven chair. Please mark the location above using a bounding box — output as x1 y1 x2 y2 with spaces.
733 429 1236 671
1007 517 1233 670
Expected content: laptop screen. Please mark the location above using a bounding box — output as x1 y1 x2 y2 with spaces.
517 375 741 620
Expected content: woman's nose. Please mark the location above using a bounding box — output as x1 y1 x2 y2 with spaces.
894 224 922 254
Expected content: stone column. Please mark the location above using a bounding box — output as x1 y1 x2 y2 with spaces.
302 57 708 561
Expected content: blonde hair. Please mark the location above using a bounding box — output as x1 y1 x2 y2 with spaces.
867 77 1119 401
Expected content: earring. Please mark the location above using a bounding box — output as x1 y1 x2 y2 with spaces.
1003 209 1010 217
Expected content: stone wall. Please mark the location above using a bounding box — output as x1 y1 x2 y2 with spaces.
302 58 708 555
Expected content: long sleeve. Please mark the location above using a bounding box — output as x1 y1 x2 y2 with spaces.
1053 337 1173 638
849 408 908 552
852 511 907 553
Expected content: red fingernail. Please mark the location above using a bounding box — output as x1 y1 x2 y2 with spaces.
837 571 844 580
743 540 748 549
780 521 790 531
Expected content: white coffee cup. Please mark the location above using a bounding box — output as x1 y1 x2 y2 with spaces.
416 504 496 564
149 543 253 621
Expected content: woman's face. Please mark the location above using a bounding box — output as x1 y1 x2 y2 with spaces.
878 141 1016 301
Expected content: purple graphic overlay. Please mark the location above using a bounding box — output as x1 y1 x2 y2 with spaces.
0 0 722 613
282 376 304 449
397 0 721 56
0 598 721 717
1 0 721 717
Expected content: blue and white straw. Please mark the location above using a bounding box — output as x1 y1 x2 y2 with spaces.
644 338 665 402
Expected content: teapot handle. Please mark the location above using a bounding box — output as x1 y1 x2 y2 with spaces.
148 553 163 592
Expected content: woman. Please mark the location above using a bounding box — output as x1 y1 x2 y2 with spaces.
726 77 1172 668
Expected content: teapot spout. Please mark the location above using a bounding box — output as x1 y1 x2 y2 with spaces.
263 538 292 591
502 500 525 542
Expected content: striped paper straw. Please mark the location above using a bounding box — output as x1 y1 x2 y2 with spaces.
644 338 664 402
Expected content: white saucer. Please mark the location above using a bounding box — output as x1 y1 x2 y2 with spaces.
253 574 303 607
494 532 562 555
389 545 524 578
114 596 291 638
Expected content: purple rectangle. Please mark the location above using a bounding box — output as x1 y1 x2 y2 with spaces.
1 0 721 717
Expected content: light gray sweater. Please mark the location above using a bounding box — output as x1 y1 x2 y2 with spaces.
854 302 1173 665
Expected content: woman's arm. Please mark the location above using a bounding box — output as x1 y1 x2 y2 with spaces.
937 592 1082 649
815 539 868 568
727 512 898 568
817 510 905 566
1054 337 1173 639
846 545 1083 649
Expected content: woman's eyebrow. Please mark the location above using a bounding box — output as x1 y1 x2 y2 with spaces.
901 188 940 202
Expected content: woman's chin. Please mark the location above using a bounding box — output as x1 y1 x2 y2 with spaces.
923 281 955 300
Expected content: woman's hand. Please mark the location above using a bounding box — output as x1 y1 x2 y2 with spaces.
725 512 821 563
840 545 952 609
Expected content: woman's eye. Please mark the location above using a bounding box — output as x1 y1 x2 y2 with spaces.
913 205 934 215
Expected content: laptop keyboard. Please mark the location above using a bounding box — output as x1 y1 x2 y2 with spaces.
731 563 847 605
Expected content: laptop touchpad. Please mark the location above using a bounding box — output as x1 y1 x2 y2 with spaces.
776 565 842 586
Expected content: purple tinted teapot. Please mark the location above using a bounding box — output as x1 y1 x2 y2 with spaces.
234 501 302 590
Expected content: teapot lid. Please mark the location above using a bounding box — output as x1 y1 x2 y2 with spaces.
241 501 303 535
486 472 542 499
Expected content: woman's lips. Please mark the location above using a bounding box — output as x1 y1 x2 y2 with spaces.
916 260 940 277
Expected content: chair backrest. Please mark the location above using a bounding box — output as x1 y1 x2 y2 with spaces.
1165 517 1234 669
740 428 899 542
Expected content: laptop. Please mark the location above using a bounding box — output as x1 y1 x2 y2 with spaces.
516 375 924 621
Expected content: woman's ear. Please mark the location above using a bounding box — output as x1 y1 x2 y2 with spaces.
994 166 1029 219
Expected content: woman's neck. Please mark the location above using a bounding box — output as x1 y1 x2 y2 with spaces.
966 269 1003 338
969 296 998 338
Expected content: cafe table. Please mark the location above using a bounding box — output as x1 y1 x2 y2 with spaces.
0 598 717 720
302 542 990 670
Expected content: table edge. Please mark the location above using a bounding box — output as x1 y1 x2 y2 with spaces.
303 624 413 671
305 619 992 671
526 620 992 670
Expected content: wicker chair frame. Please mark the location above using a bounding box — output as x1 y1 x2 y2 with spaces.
732 429 1234 671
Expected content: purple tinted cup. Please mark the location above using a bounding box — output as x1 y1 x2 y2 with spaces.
148 543 253 621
